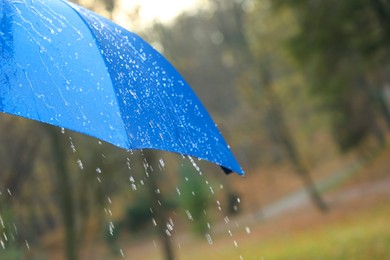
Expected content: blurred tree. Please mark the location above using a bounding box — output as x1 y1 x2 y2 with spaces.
211 0 329 211
142 150 175 260
48 126 78 260
0 117 42 250
272 0 390 150
150 9 241 117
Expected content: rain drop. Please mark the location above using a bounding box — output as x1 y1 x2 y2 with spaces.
245 227 251 234
205 233 213 245
159 158 165 168
167 223 173 231
0 216 4 228
185 210 193 221
76 159 84 170
109 222 115 236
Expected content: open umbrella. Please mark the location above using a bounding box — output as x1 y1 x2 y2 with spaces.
0 0 243 174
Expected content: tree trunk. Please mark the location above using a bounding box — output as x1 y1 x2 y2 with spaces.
48 127 78 260
281 135 329 212
143 151 175 260
268 91 329 212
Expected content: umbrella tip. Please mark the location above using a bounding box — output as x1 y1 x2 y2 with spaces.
221 166 233 174
221 166 245 176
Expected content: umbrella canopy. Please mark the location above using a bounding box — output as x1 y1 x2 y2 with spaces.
0 0 244 175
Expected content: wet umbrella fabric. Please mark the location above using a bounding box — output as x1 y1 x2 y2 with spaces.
0 0 243 174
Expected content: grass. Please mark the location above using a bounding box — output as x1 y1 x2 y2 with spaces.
182 199 390 260
255 207 390 260
102 147 390 260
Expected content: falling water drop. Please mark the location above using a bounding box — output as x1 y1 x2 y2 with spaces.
167 223 173 231
69 137 76 152
205 233 213 245
76 159 84 170
188 156 201 175
245 226 251 234
185 210 193 221
0 217 3 229
109 221 115 236
159 158 165 168
25 240 30 251
120 249 124 258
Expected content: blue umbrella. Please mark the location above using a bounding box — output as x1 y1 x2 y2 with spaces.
0 0 244 175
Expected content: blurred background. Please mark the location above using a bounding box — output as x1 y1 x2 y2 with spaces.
1 0 390 259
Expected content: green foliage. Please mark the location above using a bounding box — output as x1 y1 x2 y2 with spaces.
184 200 390 260
125 196 154 233
271 0 390 150
179 163 211 236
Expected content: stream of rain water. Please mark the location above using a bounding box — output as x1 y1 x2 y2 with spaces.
0 128 250 259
